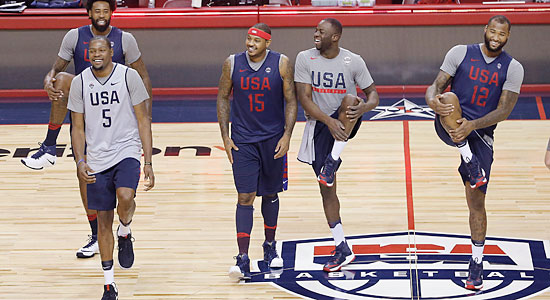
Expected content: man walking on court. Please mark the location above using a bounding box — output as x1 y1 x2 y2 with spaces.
68 36 154 300
21 0 152 259
425 15 523 290
294 18 379 272
217 23 298 281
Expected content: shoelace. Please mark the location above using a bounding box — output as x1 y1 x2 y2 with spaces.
117 235 135 251
31 142 46 158
83 235 97 248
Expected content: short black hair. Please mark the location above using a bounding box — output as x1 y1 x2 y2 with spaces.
89 36 112 49
488 15 511 31
86 0 116 12
252 23 271 35
322 18 342 35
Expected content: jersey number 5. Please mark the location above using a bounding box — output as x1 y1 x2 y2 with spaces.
102 109 111 127
248 94 264 112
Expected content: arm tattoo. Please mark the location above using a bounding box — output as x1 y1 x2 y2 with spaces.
217 58 233 138
280 56 297 136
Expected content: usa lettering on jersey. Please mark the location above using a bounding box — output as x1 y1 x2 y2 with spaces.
311 71 346 94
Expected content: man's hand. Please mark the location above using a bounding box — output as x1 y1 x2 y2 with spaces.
274 133 291 159
431 94 454 116
45 77 64 101
326 118 348 141
143 165 155 191
77 161 96 184
223 136 239 164
449 118 475 143
346 96 366 123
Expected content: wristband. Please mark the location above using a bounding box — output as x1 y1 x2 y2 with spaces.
144 162 152 166
77 159 85 166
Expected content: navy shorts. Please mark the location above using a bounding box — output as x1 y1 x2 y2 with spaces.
312 110 362 176
87 158 141 211
435 116 494 193
232 132 288 196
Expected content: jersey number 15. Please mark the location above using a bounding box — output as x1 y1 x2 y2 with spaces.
248 94 264 112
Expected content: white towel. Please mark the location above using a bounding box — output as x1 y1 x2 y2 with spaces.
297 119 317 164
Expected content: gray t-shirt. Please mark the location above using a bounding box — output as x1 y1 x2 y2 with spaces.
67 64 149 173
295 47 374 116
440 44 524 94
58 25 141 65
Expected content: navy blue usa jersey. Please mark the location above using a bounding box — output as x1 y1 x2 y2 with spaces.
74 26 125 75
231 51 285 143
451 44 512 134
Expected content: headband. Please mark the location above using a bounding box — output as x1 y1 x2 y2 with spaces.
248 27 271 40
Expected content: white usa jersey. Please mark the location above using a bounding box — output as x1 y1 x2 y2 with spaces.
68 63 147 173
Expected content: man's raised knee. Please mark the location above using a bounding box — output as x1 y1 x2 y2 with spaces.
340 94 359 108
54 72 75 95
440 91 460 106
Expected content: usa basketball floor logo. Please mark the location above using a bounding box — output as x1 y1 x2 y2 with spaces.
245 231 550 299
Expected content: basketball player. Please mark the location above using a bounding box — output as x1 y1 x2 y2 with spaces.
217 23 298 281
68 36 154 300
294 18 379 272
21 0 152 259
425 15 523 290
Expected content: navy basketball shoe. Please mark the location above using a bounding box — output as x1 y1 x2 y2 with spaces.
465 258 483 290
318 154 342 187
228 253 251 281
21 143 56 170
323 242 355 272
263 240 283 268
117 228 134 269
465 155 487 189
76 235 99 258
101 283 118 300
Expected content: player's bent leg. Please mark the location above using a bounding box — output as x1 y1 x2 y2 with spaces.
116 187 136 270
318 95 357 187
338 94 361 135
438 92 463 132
21 73 75 170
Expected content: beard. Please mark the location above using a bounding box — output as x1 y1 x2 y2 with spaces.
484 33 507 53
91 17 110 33
92 63 105 71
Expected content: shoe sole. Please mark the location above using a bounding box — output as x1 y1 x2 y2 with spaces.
470 178 488 189
228 267 251 281
76 252 97 258
465 283 483 290
118 260 134 270
317 176 334 187
20 159 55 170
323 253 356 272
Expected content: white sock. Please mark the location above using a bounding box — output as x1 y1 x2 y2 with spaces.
331 141 347 160
456 140 473 163
117 222 131 237
472 241 485 264
330 223 345 246
103 266 114 285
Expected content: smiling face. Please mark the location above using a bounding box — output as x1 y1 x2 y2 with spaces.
89 38 113 71
483 20 510 54
313 20 337 52
245 33 270 61
89 1 112 33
